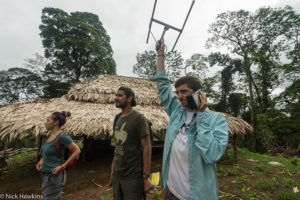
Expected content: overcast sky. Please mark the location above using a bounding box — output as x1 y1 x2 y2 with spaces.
0 0 299 77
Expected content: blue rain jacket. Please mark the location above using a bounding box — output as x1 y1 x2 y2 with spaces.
150 70 228 200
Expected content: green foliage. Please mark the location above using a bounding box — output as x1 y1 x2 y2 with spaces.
99 197 112 200
42 79 71 98
153 188 162 195
0 68 44 104
133 50 157 78
291 157 298 166
254 178 279 192
256 114 276 152
165 50 184 83
206 6 300 152
276 190 299 200
40 7 116 83
133 50 184 83
133 50 212 84
217 148 300 199
183 53 208 80
201 75 220 103
6 136 36 150
208 52 243 112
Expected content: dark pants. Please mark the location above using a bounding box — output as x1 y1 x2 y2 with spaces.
41 170 66 200
112 176 145 200
164 186 180 200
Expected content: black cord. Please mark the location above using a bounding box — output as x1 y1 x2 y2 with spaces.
150 31 168 54
150 31 157 43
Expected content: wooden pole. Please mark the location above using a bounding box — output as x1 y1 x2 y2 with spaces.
1 138 8 174
233 133 238 160
81 135 87 162
36 135 43 162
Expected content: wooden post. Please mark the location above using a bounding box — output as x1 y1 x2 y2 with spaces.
233 133 238 160
81 134 87 162
36 135 43 162
1 138 8 173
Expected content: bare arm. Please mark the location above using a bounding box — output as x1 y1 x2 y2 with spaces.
141 135 151 176
156 39 165 72
63 142 81 167
52 142 81 174
110 154 116 185
141 135 152 192
36 158 43 171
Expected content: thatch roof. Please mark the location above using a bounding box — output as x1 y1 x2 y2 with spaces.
0 74 252 140
0 97 168 140
66 74 161 106
226 115 253 137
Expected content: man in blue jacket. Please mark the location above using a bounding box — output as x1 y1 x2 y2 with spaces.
150 39 228 200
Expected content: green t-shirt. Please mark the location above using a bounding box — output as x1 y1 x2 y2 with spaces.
112 110 150 179
41 132 72 173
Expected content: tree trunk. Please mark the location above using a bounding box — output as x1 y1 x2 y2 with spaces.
244 58 257 152
261 62 270 113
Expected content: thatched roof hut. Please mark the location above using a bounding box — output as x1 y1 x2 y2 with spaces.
222 113 253 137
66 74 161 106
0 74 252 141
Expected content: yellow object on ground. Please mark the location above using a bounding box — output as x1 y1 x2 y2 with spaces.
150 172 160 187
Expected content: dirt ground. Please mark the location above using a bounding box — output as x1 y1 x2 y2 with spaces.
1 145 299 200
0 145 165 200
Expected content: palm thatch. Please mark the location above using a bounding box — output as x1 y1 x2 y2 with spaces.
66 74 161 106
0 74 252 141
0 97 169 140
225 115 253 137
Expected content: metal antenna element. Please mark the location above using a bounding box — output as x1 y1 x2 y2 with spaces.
146 0 195 51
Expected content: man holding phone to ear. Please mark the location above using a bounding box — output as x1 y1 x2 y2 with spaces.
150 39 228 200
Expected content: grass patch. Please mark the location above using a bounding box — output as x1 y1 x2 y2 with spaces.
1 147 299 200
254 178 279 192
218 148 300 200
276 190 299 200
6 151 35 163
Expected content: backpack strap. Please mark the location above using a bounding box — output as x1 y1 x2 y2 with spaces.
55 133 63 158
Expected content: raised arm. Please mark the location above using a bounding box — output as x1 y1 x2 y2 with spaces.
156 39 165 72
151 39 181 116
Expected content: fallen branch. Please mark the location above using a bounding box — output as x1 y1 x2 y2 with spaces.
90 179 103 188
219 190 243 200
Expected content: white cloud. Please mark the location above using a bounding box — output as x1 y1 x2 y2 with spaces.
0 0 298 77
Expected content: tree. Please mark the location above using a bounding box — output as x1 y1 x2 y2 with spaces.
208 52 243 112
180 53 208 80
0 68 44 104
206 10 258 148
278 79 300 117
23 53 48 78
250 7 299 113
165 51 184 83
133 50 211 82
283 7 300 80
133 50 184 83
39 7 116 83
23 53 70 98
133 51 157 78
133 50 220 103
206 6 299 151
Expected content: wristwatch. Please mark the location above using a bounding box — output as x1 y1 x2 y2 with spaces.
143 173 150 179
